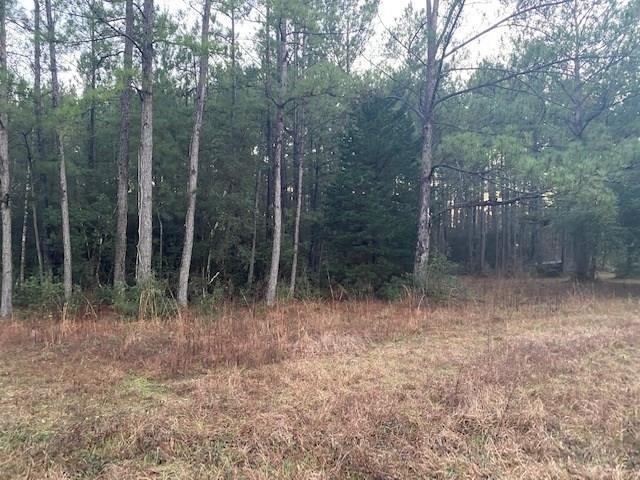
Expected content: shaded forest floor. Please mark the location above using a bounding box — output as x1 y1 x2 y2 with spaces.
1 278 639 479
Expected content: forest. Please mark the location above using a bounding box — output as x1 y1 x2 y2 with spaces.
1 0 640 478
0 0 637 313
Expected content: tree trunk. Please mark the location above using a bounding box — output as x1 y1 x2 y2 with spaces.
177 0 211 306
113 0 134 285
87 3 97 169
247 166 261 288
19 136 33 285
414 0 438 279
289 104 305 297
45 0 73 301
32 0 50 278
308 142 320 273
480 193 487 275
23 133 44 279
0 1 12 316
265 18 287 306
263 4 274 242
136 0 154 283
488 168 500 272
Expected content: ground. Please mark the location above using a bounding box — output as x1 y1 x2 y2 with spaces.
0 278 639 479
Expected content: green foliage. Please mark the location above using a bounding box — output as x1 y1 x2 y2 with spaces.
14 277 65 312
324 95 419 295
411 253 467 301
379 253 466 302
4 0 640 309
13 278 85 314
107 280 177 320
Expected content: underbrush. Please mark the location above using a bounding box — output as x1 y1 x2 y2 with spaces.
2 277 637 377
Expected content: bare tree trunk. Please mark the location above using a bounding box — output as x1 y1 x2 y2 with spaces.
87 2 97 169
263 4 274 243
480 204 487 275
31 196 43 278
247 166 260 288
45 0 72 300
177 0 211 306
136 0 154 283
289 104 305 297
19 137 33 285
0 1 12 316
32 0 49 278
23 133 44 279
113 0 134 285
156 210 163 274
414 0 438 279
265 18 287 306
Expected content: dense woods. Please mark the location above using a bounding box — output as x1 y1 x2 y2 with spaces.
0 0 639 313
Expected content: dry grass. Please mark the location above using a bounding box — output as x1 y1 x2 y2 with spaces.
0 278 639 479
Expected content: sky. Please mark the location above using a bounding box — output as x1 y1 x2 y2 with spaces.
9 0 509 84
154 0 508 67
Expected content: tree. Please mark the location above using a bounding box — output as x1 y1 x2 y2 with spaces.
113 0 134 285
0 0 12 316
325 96 419 293
265 16 288 306
136 0 154 283
31 0 46 279
385 0 574 280
44 0 73 301
517 0 640 279
177 0 212 306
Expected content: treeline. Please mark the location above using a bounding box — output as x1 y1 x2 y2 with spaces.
0 0 639 314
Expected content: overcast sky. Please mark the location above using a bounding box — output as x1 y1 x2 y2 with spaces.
153 0 507 67
9 0 508 83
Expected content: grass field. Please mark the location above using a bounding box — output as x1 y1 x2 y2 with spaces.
1 278 639 479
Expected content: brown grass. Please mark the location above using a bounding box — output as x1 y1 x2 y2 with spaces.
0 277 639 479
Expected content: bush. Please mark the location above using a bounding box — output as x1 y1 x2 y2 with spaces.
111 279 178 320
14 277 66 312
194 282 226 316
380 253 467 302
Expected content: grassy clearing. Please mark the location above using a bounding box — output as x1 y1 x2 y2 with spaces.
0 278 639 479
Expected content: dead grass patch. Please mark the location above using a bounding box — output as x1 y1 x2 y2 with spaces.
0 278 639 479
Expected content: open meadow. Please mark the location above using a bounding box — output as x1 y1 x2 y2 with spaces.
1 278 639 479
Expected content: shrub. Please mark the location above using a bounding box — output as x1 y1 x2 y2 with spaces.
380 253 467 302
13 277 82 313
111 279 177 320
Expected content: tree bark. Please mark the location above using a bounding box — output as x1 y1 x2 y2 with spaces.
177 0 211 306
136 0 154 283
289 103 305 297
19 136 33 285
23 133 44 279
87 1 97 169
490 180 499 272
265 18 287 306
247 166 260 288
45 0 73 301
480 185 488 275
113 0 134 285
32 0 50 278
263 5 274 242
0 1 12 316
414 0 438 279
